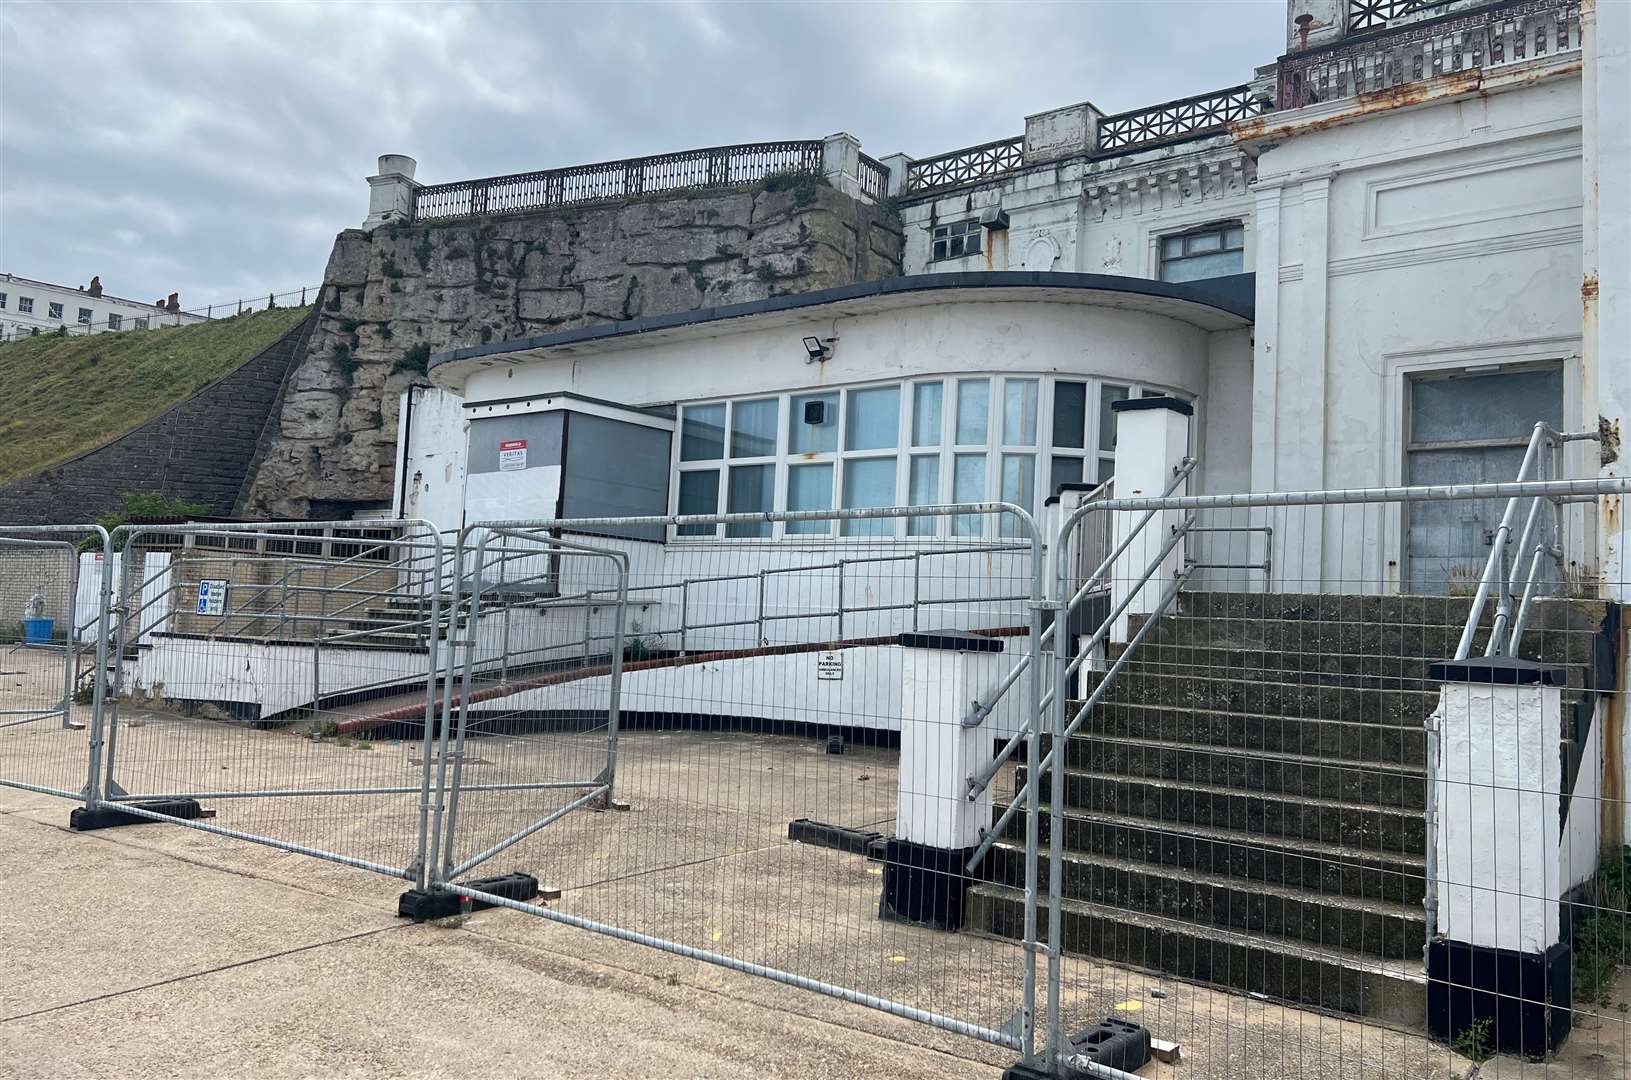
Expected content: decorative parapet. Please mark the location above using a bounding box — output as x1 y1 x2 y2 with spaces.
1278 0 1582 109
409 140 828 223
1096 85 1266 153
902 136 1027 196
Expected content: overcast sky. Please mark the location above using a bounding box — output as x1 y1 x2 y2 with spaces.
1 1 1285 311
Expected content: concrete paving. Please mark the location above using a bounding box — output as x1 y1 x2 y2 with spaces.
0 696 1602 1078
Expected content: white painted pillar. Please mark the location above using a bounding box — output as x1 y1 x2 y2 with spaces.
1109 398 1192 641
878 153 914 198
364 154 419 231
895 635 1004 850
885 632 1007 929
820 132 864 200
1426 657 1571 1056
1249 181 1285 496
1298 173 1333 586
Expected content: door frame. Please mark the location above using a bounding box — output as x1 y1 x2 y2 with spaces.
1380 336 1583 594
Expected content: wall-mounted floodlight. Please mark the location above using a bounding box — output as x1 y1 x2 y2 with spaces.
802 335 830 363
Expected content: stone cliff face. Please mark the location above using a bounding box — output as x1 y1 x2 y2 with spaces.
241 180 902 519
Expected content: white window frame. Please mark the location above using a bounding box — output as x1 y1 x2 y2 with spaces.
77 307 93 325
666 374 1190 543
17 296 33 314
107 313 122 330
47 301 63 320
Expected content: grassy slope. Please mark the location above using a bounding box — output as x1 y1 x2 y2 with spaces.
0 305 311 487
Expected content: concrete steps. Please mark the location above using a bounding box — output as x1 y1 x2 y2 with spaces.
966 590 1599 1028
966 885 1428 1027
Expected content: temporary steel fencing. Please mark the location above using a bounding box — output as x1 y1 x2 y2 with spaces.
432 503 1051 1054
0 525 112 804
1043 475 1628 1078
3 477 1629 1078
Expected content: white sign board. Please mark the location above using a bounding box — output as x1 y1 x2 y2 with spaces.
816 651 844 681
196 579 228 617
498 438 528 472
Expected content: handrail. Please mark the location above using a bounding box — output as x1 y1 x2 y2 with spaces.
1453 422 1601 660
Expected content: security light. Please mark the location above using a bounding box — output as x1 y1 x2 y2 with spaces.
802 335 830 363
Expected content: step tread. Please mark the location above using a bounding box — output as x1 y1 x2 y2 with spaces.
1000 804 1428 873
1067 734 1428 778
1050 769 1425 818
968 883 1429 983
989 840 1425 922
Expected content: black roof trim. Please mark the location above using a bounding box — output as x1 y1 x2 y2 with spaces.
895 630 1005 653
1111 395 1194 417
1428 657 1568 686
429 271 1255 375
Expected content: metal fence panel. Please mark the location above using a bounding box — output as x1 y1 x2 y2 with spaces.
434 504 1049 1055
1046 477 1628 1078
89 520 447 882
0 526 110 803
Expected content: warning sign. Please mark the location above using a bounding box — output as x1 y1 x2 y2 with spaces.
498 439 528 472
196 579 228 617
816 651 843 680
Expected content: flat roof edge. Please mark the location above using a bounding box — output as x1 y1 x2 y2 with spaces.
428 271 1255 375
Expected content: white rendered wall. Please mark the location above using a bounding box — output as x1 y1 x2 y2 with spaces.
456 297 1216 413
1432 681 1563 953
1250 70 1588 590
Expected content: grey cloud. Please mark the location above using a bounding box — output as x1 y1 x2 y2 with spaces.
0 0 1282 307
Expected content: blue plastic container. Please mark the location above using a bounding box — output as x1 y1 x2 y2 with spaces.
21 617 53 644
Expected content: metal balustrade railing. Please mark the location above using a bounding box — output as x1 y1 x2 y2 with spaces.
1452 420 1602 661
1279 0 1582 110
903 136 1026 195
411 141 826 223
1096 85 1267 153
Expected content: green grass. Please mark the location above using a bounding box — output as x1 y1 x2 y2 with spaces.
0 305 312 487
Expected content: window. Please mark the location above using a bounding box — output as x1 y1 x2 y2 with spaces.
671 375 1187 539
134 317 148 330
931 220 982 261
77 307 92 325
48 302 63 320
107 313 122 330
1159 222 1245 283
17 297 33 314
0 293 7 310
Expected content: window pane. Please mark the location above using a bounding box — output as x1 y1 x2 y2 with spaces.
965 231 981 255
680 404 725 461
955 379 989 444
725 464 773 537
1096 456 1116 486
1052 381 1086 448
1098 385 1129 451
952 453 986 536
1161 249 1244 283
1049 456 1081 495
730 398 778 458
846 385 900 451
1186 230 1222 254
786 463 833 535
907 456 939 536
1003 379 1038 445
676 470 719 536
789 392 838 454
1001 453 1035 519
1225 225 1245 248
841 458 896 536
911 382 943 447
1161 236 1184 258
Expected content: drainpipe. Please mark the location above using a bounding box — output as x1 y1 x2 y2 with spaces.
396 385 419 518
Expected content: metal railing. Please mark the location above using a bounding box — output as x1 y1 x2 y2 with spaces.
1452 420 1601 660
1279 0 1582 110
1096 85 1267 153
856 152 890 201
903 135 1026 195
411 141 826 223
1348 0 1460 33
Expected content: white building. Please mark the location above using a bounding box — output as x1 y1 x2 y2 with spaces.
0 273 206 341
148 0 1620 1050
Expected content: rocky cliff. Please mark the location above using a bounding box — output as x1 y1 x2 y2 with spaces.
240 179 902 519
